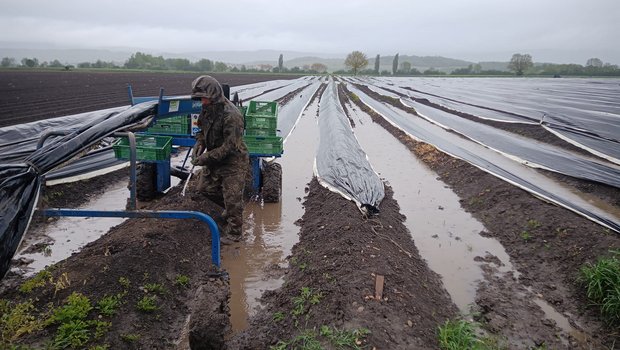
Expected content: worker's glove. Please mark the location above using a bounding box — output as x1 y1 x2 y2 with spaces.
191 152 209 166
192 141 205 160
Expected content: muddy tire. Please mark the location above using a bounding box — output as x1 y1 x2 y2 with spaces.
261 161 282 203
136 163 157 201
244 159 256 199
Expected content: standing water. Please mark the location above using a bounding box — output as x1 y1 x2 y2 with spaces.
347 101 514 311
223 101 321 331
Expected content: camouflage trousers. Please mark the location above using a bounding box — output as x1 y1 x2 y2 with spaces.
197 167 246 236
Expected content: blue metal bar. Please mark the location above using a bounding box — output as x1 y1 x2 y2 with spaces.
155 161 170 192
114 132 137 209
41 209 221 268
250 156 261 192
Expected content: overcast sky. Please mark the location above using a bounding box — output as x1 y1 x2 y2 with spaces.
1 0 619 64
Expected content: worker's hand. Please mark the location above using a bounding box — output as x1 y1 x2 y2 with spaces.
192 141 205 159
191 152 209 166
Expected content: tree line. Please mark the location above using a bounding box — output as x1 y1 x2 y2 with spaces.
343 51 620 77
3 51 619 77
0 52 328 74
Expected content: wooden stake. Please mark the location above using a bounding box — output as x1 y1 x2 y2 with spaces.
375 274 384 300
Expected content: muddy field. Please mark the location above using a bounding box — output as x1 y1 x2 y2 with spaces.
1 73 619 350
0 70 302 127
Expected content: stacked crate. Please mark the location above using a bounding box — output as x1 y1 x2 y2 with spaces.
243 101 283 155
147 114 190 135
113 135 172 162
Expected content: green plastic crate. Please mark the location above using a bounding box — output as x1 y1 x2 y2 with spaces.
245 114 277 131
245 128 277 137
159 115 189 124
243 135 283 155
147 114 189 135
148 123 188 134
246 101 277 117
113 135 172 161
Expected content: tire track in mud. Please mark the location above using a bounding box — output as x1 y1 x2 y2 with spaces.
340 82 619 349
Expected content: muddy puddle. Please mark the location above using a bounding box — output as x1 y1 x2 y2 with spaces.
345 101 514 311
344 95 591 344
224 100 320 332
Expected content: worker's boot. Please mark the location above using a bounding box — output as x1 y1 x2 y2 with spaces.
223 223 243 242
218 224 242 245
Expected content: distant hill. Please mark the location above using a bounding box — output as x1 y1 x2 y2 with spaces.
478 61 509 71
249 54 478 73
244 56 345 72
373 55 473 73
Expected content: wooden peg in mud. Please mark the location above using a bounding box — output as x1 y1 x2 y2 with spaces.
374 274 384 300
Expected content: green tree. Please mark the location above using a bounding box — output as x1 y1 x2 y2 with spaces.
214 61 229 72
374 54 380 74
49 59 64 67
586 57 603 68
124 52 165 70
278 54 283 72
195 58 213 71
165 58 192 71
1 57 15 67
392 53 399 75
344 51 368 75
508 53 533 76
21 57 38 68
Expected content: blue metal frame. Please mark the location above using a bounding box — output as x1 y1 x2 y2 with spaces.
41 209 221 268
127 86 283 194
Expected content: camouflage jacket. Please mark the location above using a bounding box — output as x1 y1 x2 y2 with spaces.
196 99 248 174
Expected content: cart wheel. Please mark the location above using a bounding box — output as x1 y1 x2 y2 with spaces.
136 163 157 201
261 161 282 203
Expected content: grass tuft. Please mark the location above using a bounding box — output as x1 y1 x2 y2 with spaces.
580 250 620 325
19 270 52 294
51 292 92 324
136 296 158 312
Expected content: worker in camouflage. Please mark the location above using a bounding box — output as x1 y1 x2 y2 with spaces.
190 75 249 240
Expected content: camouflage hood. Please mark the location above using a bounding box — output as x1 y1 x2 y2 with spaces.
191 75 225 103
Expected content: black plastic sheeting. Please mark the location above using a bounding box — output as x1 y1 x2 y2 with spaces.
348 84 620 233
401 99 620 188
0 101 156 278
0 107 127 163
541 116 620 163
380 77 620 163
315 81 384 212
44 147 124 181
364 78 620 168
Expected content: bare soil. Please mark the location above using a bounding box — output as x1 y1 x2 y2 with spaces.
0 70 303 127
2 74 619 349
